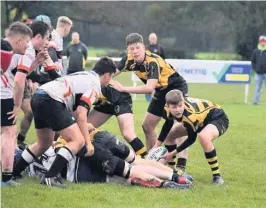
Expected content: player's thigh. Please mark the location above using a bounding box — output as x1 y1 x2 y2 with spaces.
87 109 112 128
142 112 161 130
205 114 229 139
117 113 136 140
166 121 187 141
59 123 85 146
199 124 220 142
106 135 134 162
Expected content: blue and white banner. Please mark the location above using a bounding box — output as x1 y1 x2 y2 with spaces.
166 59 251 84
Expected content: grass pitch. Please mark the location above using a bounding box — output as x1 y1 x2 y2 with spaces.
1 73 266 208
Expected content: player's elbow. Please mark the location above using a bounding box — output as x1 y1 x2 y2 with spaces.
145 86 155 93
14 72 27 83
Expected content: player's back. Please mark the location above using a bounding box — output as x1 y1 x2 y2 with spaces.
183 97 223 132
39 71 101 110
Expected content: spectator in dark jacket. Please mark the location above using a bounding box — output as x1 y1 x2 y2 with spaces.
65 32 88 74
147 33 165 59
251 35 266 105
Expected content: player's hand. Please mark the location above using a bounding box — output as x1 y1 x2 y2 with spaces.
85 142 94 156
43 51 56 70
7 106 20 124
35 49 46 64
109 80 125 92
161 151 176 162
152 140 162 150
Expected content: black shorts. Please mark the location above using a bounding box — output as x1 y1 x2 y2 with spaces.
148 82 188 117
1 98 15 126
31 90 75 131
94 86 133 116
94 102 132 116
83 131 131 176
74 157 107 183
209 113 229 137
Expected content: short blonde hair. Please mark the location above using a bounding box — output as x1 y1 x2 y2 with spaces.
57 16 73 28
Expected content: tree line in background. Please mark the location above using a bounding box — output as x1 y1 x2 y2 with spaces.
1 1 266 60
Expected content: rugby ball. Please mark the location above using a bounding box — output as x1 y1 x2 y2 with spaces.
146 146 167 164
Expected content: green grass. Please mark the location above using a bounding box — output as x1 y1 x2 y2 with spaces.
2 74 266 208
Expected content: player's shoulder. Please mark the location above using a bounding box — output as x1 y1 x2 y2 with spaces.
7 54 21 70
145 50 161 64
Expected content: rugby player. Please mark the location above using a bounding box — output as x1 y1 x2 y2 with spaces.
13 57 116 187
159 90 229 185
1 22 43 187
87 85 147 157
17 20 55 149
50 16 72 72
111 33 188 168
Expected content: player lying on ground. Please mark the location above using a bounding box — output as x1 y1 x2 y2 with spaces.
87 85 147 157
157 90 229 185
15 124 193 189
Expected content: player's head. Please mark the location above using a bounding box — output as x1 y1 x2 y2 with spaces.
165 89 185 118
1 40 13 71
71 32 80 44
149 33 157 45
93 57 116 86
259 35 266 47
35 14 53 31
126 33 146 63
30 21 50 51
5 21 32 55
57 16 73 37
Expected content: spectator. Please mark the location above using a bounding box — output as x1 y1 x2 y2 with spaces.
251 35 266 105
147 33 165 59
65 32 88 74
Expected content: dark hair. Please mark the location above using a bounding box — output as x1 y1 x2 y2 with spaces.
126 33 144 46
8 21 32 38
93 57 116 75
30 21 49 38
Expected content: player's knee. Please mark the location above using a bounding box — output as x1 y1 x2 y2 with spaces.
125 150 136 164
3 127 17 138
25 111 33 122
122 162 133 179
199 132 211 145
142 121 153 134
